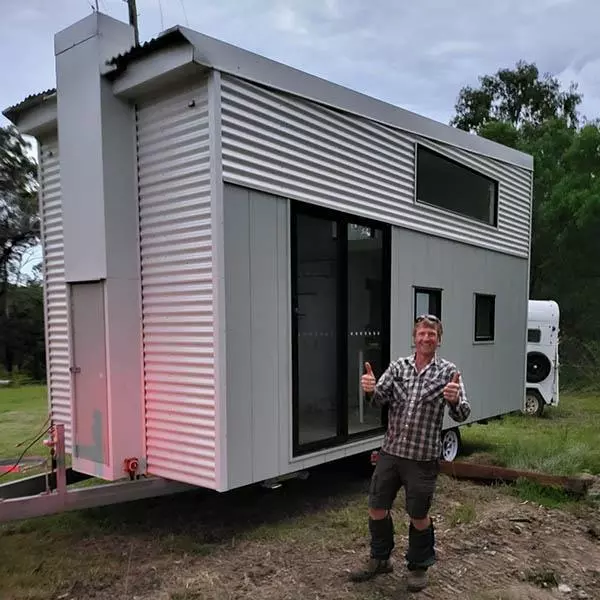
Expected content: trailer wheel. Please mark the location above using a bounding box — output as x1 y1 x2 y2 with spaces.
441 428 461 462
523 390 544 417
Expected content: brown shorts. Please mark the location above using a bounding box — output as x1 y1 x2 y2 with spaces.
368 450 440 519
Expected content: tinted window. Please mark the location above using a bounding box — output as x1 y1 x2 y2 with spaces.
475 294 495 342
416 146 498 226
414 287 442 321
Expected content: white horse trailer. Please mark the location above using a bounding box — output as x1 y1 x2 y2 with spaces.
0 12 534 521
524 300 560 416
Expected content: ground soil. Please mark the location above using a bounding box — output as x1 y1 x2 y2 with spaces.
5 457 600 600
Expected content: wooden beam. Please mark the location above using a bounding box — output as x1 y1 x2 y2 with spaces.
440 460 597 496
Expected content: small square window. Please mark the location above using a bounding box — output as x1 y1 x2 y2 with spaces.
528 328 541 343
414 287 442 321
474 294 495 342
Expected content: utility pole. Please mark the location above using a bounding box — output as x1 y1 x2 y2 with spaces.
126 0 139 46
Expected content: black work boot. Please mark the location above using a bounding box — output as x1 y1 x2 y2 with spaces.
349 515 395 582
404 520 436 591
406 568 428 592
349 557 393 582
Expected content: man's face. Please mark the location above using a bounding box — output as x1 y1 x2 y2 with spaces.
414 323 440 356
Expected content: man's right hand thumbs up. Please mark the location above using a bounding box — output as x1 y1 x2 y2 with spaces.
361 362 376 393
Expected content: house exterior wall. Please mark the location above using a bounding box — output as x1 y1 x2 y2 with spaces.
52 12 144 480
38 134 72 451
223 183 528 489
136 78 222 489
389 228 529 427
219 75 532 259
223 185 290 489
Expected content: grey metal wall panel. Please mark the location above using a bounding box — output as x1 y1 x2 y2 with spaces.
136 81 218 488
223 184 527 482
389 228 529 425
38 135 72 451
220 76 532 259
223 185 252 486
223 185 288 488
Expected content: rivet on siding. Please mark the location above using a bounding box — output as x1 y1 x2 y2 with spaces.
188 100 196 108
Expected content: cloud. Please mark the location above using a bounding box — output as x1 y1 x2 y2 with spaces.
1 0 599 130
271 3 309 35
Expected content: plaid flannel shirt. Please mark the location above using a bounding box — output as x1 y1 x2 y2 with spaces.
372 354 471 461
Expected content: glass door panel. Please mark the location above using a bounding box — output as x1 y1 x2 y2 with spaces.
292 203 390 456
347 223 386 435
293 212 339 447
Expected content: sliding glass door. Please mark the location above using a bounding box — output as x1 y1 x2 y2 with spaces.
291 203 391 456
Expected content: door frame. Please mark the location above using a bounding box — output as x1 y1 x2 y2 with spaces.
290 201 391 457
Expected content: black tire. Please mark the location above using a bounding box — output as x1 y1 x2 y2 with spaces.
526 351 552 383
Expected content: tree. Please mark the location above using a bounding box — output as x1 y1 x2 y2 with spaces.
0 125 40 373
450 62 600 387
451 60 582 133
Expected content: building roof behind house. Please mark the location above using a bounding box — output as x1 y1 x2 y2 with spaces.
3 88 57 123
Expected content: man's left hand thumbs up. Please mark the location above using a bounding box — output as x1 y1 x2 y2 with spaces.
444 372 461 405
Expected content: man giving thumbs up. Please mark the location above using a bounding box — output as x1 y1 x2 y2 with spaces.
350 314 470 593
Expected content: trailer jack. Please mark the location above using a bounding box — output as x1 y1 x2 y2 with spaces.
0 424 194 524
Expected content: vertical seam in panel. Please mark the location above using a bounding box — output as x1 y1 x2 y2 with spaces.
209 69 227 490
248 190 255 482
133 103 148 466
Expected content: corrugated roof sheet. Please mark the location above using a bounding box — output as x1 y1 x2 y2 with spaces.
2 28 184 120
106 28 187 76
3 88 57 121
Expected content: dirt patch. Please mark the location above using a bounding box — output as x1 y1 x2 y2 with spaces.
3 457 600 600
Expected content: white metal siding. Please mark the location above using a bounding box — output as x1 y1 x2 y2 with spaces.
136 82 218 488
220 75 531 258
39 136 72 450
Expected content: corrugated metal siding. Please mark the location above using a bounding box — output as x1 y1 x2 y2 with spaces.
136 83 218 488
220 76 531 258
39 136 72 450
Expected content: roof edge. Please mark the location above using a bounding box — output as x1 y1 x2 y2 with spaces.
3 88 57 124
177 26 534 171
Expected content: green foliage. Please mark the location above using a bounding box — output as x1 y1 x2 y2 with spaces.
451 62 600 388
0 125 42 379
451 60 581 132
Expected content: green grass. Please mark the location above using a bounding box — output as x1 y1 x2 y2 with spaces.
448 501 477 526
460 393 600 507
0 385 49 466
0 386 598 599
461 394 600 477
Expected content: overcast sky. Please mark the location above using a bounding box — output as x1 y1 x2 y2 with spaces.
2 0 600 130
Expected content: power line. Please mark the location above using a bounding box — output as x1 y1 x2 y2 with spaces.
158 0 165 31
179 0 189 26
0 426 51 481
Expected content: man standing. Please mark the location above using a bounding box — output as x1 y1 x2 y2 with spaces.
349 314 471 592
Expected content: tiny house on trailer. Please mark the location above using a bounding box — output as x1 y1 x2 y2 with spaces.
2 12 533 509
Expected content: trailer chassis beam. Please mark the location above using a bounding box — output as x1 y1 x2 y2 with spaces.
0 425 195 523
